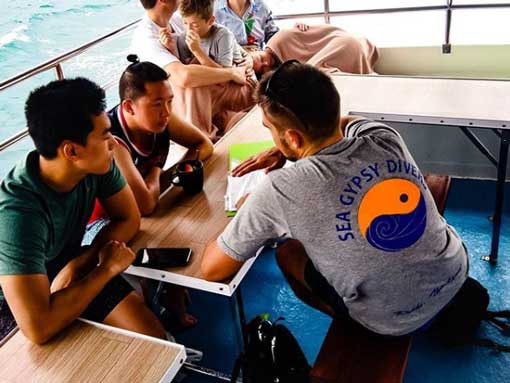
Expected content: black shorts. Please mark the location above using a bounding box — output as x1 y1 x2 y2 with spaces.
80 275 134 322
304 259 349 317
46 250 134 323
0 299 16 340
1 274 133 333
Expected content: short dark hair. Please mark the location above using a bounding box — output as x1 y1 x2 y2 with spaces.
179 0 214 20
140 0 157 10
119 55 169 101
256 62 340 142
25 77 106 159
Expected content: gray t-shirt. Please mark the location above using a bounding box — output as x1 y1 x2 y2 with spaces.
218 119 469 336
177 24 243 67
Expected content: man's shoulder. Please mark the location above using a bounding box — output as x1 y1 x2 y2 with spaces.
0 172 46 226
134 14 157 33
130 15 180 68
214 24 233 35
211 24 235 42
131 15 160 47
215 0 228 9
265 164 307 193
266 156 345 194
107 106 122 131
252 0 271 13
345 118 403 145
0 153 41 206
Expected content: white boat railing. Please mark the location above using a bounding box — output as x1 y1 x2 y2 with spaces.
1 1 509 153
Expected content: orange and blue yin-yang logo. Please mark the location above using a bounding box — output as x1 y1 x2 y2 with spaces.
358 179 426 252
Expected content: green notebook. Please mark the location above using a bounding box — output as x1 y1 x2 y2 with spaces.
226 140 274 217
229 140 274 170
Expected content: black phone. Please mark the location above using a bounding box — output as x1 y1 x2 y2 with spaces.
134 248 192 268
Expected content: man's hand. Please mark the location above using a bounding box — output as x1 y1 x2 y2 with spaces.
160 27 178 56
231 147 286 177
98 241 136 276
230 66 249 85
247 75 257 88
185 30 202 54
295 22 310 32
50 246 98 293
236 50 255 78
236 52 254 71
236 53 257 86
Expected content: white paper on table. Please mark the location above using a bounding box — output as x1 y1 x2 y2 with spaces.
225 169 267 212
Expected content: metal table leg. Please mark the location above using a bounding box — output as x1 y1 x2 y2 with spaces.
235 288 248 347
181 288 249 382
229 287 248 354
483 130 510 264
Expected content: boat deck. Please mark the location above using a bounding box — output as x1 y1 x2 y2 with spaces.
175 178 510 383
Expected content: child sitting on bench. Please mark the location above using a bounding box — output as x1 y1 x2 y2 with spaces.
177 0 252 73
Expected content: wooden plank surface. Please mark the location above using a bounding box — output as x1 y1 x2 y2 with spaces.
127 108 270 283
0 321 184 383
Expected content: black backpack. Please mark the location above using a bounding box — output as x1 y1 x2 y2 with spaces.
428 277 510 352
231 315 311 383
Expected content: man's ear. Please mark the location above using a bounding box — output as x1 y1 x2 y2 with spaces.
61 141 80 161
285 129 304 150
122 99 135 116
208 16 215 27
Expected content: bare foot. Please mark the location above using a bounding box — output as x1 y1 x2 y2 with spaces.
159 285 198 330
180 312 198 328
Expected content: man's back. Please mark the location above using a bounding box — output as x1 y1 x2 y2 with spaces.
219 119 468 335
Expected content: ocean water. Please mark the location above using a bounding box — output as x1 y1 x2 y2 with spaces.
0 0 144 178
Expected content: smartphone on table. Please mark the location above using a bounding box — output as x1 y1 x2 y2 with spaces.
134 247 192 269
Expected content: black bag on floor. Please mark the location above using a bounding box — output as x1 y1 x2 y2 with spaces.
231 315 310 383
428 277 510 352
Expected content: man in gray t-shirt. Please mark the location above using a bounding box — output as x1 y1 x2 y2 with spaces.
201 62 469 336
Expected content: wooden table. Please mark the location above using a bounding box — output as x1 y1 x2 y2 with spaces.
125 107 270 296
124 107 271 358
0 320 185 383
